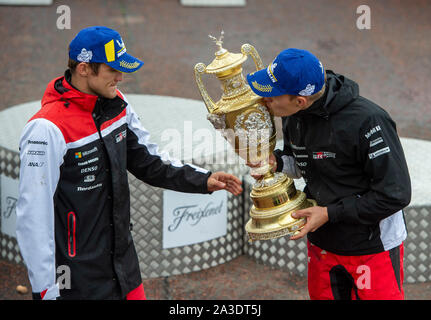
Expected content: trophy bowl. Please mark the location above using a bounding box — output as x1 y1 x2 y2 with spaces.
194 32 316 241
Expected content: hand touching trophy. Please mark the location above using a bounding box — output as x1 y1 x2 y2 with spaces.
194 32 316 241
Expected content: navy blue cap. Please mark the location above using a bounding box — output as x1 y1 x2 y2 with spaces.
246 48 324 97
69 26 143 73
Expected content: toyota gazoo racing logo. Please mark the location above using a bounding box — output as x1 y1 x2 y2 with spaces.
313 151 336 160
115 129 127 143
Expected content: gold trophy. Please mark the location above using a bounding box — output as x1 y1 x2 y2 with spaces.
194 32 316 241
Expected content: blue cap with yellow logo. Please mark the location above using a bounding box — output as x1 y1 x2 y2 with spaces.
246 48 324 97
69 26 143 73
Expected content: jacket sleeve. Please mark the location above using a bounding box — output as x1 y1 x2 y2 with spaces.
16 118 66 300
327 111 411 225
124 101 211 193
273 117 302 179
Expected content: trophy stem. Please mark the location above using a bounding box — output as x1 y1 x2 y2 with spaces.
250 159 275 181
262 170 274 180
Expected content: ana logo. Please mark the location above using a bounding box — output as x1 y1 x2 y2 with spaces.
28 161 44 167
313 151 336 160
115 130 127 143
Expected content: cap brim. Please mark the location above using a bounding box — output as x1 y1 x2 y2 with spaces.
107 52 144 74
246 69 285 97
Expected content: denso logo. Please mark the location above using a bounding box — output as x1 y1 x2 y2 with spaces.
80 166 97 174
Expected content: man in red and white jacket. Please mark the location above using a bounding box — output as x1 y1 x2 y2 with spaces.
16 26 242 300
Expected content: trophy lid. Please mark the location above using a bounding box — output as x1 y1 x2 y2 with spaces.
205 31 247 75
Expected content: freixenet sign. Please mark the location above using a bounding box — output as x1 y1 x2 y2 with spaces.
162 189 227 249
1 175 19 238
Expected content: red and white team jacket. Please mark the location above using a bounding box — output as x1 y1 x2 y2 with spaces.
16 70 211 299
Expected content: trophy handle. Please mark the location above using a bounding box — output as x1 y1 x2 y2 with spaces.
194 62 218 113
241 44 265 71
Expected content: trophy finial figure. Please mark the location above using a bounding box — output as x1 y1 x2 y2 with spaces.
208 30 227 55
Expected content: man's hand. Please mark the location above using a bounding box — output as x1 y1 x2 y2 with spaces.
247 154 277 180
289 206 328 240
207 171 243 195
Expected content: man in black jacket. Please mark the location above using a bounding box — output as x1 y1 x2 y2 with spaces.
16 26 243 300
247 48 411 300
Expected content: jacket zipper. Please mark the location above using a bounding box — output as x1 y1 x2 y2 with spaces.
67 211 76 257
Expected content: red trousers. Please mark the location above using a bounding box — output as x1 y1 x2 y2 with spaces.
307 241 404 300
126 283 146 300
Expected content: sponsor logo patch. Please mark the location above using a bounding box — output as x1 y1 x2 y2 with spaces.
298 83 316 96
369 137 384 147
77 183 102 192
80 166 98 174
293 152 308 159
28 161 44 167
75 147 98 160
27 150 46 156
83 175 95 183
115 129 127 143
368 146 390 159
313 151 336 159
82 147 97 157
296 162 307 167
365 125 381 139
119 60 140 69
266 61 278 83
28 140 48 145
251 81 273 93
77 157 99 166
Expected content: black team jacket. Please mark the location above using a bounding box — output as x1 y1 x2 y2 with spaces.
274 70 411 256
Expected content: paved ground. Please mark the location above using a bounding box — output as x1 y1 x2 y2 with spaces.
0 0 430 300
2 255 431 300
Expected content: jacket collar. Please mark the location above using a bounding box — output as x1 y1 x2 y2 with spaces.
293 70 359 120
59 69 99 112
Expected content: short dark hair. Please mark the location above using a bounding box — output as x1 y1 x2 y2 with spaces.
68 58 102 75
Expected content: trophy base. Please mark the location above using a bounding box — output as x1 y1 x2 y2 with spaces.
245 173 317 242
246 198 317 242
